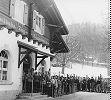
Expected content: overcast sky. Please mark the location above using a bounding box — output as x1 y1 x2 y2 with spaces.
54 0 108 25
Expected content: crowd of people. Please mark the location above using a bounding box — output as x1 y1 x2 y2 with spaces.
22 68 109 98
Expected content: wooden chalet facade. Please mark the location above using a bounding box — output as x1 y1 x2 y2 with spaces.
0 0 69 100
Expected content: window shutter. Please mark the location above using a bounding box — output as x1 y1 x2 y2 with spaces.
36 15 39 26
42 18 45 35
23 4 29 25
10 0 16 18
32 10 36 30
38 17 41 28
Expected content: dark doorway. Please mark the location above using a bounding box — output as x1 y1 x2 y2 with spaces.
22 55 31 93
23 60 30 74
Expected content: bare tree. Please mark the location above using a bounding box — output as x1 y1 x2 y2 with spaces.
53 22 109 74
55 35 81 74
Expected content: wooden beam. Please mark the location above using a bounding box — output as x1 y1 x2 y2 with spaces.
46 45 49 49
18 46 21 68
42 44 46 47
33 40 37 44
37 56 47 58
18 50 31 67
38 41 42 46
22 35 27 39
8 29 14 34
35 52 37 70
28 38 32 42
0 25 6 30
20 51 28 54
46 24 62 28
35 56 48 70
16 32 21 37
51 41 58 44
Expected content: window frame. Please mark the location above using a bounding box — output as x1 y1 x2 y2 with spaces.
10 0 29 25
33 10 45 35
0 51 8 81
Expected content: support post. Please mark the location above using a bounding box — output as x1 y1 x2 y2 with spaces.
35 56 48 70
18 46 21 68
35 52 37 70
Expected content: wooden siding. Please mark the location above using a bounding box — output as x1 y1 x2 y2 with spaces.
0 0 50 44
0 0 10 15
44 26 50 39
23 0 39 12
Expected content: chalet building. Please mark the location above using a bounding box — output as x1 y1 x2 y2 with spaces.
0 0 69 100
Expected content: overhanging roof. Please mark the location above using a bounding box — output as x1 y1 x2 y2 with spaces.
35 0 69 35
35 0 69 53
17 41 55 57
50 33 69 53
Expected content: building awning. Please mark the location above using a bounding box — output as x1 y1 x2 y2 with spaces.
17 41 55 69
17 41 54 57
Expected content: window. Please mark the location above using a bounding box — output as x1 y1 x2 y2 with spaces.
10 0 28 25
39 17 41 28
33 10 45 35
0 50 8 81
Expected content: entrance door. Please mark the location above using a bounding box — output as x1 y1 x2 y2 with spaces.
22 55 31 93
23 63 30 74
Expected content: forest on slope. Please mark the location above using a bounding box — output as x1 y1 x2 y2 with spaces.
67 23 109 63
55 22 109 68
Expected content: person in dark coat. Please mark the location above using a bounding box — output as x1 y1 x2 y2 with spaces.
64 77 67 95
26 68 34 93
61 76 65 95
87 77 91 92
82 77 87 91
76 77 80 92
90 77 95 92
66 75 70 94
33 72 39 93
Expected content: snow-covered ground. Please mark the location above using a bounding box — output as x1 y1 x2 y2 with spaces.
47 92 109 100
51 63 108 78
